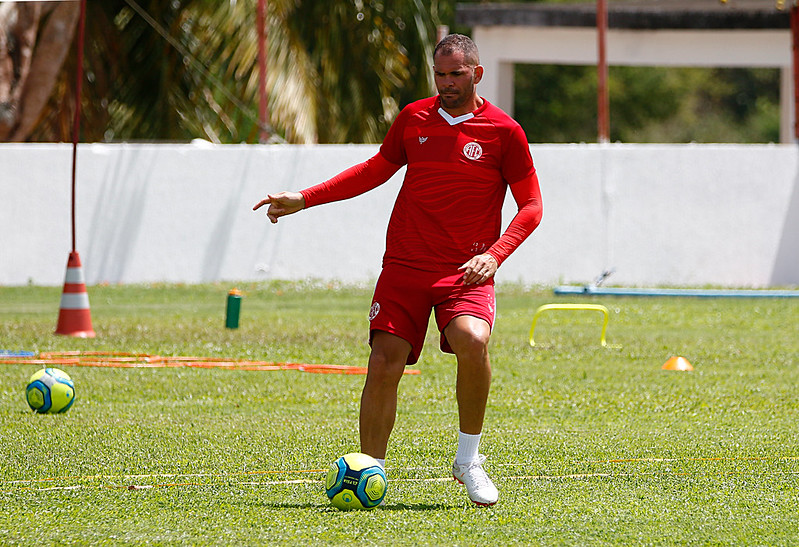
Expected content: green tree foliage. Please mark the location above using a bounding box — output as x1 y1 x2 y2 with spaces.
30 0 438 144
514 64 780 143
14 0 783 144
287 0 438 143
458 0 782 143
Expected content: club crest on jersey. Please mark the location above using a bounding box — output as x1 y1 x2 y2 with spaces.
463 142 483 160
418 136 428 144
369 302 381 321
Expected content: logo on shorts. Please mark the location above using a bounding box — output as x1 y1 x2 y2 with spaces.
463 142 483 160
369 302 381 321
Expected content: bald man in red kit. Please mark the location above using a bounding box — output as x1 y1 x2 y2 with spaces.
254 33 542 507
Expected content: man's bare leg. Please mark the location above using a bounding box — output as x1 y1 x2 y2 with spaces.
444 315 498 506
445 315 492 435
359 330 411 459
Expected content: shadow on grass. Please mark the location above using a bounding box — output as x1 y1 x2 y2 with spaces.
378 502 461 511
266 502 460 511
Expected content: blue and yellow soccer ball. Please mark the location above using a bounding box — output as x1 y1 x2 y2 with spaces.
26 368 75 414
325 452 387 510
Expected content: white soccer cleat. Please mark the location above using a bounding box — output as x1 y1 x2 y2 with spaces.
452 454 498 506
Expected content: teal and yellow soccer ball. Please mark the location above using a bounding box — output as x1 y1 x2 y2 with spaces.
26 368 75 414
325 452 387 510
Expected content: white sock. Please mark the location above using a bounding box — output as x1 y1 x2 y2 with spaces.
376 458 386 469
455 431 481 465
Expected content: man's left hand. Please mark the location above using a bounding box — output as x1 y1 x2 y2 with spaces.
459 253 498 285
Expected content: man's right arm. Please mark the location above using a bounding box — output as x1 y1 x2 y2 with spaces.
253 152 401 223
300 152 401 208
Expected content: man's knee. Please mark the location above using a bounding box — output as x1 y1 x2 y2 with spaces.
446 316 491 358
367 331 410 384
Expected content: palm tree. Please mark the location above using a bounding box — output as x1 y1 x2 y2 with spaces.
3 0 438 144
0 2 81 141
288 0 437 142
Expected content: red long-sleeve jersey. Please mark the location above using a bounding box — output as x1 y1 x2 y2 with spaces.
301 96 542 271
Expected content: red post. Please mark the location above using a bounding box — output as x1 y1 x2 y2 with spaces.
257 0 269 143
59 0 95 338
71 0 87 251
597 0 610 143
791 4 799 140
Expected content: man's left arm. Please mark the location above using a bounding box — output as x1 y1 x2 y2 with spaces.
460 171 543 285
487 171 543 264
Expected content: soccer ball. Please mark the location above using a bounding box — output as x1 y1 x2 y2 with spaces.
325 452 387 510
26 368 76 414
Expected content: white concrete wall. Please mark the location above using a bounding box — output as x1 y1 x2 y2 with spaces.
1 142 797 288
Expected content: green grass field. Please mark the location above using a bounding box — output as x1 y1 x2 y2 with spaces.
1 282 798 545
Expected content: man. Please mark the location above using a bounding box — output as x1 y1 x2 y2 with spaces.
254 34 542 506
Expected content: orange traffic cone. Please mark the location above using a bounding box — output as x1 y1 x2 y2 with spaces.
55 251 96 338
662 356 693 371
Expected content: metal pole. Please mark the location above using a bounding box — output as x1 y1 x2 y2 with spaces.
70 0 87 251
597 0 610 143
257 0 269 143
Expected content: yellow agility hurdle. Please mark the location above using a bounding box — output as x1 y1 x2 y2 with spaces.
529 304 610 347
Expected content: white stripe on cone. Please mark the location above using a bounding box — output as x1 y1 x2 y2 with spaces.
60 292 91 310
64 267 85 284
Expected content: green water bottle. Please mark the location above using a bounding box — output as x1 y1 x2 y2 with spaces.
225 288 242 329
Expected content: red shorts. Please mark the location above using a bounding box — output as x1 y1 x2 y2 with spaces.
368 263 496 365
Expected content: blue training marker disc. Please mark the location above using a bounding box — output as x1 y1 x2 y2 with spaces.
0 350 36 357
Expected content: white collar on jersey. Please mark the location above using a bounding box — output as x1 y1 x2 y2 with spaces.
438 107 474 126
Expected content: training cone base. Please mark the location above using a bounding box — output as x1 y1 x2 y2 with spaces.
55 251 96 338
662 356 693 371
